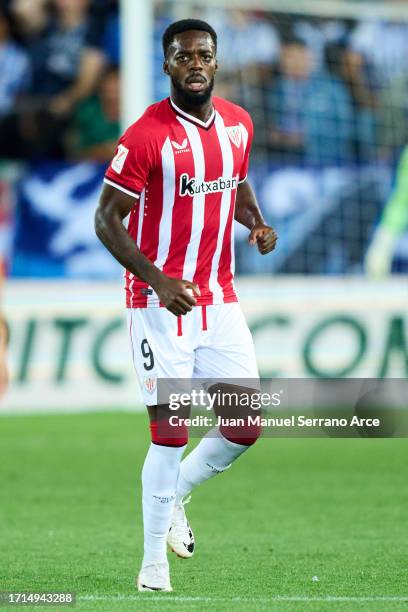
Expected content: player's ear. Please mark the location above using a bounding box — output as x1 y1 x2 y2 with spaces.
215 59 218 72
163 59 170 76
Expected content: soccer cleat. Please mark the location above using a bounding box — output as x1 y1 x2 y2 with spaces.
167 495 195 558
137 562 172 592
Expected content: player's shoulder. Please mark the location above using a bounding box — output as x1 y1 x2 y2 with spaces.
122 98 172 145
213 96 253 128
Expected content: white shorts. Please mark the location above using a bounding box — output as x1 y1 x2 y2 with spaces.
128 303 259 406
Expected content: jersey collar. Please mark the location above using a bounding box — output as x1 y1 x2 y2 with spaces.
169 97 216 130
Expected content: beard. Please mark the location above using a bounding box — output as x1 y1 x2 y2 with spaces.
171 75 214 107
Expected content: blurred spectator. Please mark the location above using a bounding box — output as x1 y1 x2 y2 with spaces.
69 65 120 163
267 39 312 161
351 12 408 154
0 8 31 116
28 0 105 116
0 0 106 159
212 9 279 99
9 0 49 40
340 47 378 113
267 38 354 165
294 15 349 70
350 18 408 84
209 9 280 72
325 43 378 160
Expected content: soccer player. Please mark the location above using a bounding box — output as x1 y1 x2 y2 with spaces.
95 19 277 592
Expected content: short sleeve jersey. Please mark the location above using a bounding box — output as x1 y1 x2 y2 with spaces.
104 96 254 308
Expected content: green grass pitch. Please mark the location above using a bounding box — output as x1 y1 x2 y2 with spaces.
1 412 407 611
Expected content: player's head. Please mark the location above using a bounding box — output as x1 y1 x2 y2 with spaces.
163 19 218 107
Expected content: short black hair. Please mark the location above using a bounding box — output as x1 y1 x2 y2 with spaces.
282 36 307 48
162 19 217 58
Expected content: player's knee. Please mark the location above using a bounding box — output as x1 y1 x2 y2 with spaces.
150 419 189 447
220 419 261 446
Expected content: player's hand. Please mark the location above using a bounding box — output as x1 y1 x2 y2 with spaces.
248 223 278 255
153 275 201 316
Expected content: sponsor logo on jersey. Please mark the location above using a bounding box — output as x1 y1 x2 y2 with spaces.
171 138 188 150
111 144 129 174
179 173 238 197
226 125 242 148
143 376 157 394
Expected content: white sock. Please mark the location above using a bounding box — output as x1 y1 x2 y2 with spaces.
141 442 186 567
176 428 249 503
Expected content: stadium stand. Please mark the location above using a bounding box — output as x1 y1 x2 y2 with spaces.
0 0 407 277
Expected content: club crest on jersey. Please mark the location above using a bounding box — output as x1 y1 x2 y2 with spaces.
179 173 238 197
226 126 242 148
143 376 157 394
111 144 129 174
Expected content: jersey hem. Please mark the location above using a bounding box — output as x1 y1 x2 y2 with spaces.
126 294 238 308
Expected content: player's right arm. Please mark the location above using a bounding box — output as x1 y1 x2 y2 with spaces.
95 184 199 315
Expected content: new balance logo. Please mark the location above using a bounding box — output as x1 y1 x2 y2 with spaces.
153 494 175 504
171 138 189 151
205 462 224 474
179 173 238 197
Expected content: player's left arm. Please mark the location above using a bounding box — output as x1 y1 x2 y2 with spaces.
235 180 278 255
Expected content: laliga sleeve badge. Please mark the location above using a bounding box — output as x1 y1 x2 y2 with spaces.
112 144 129 174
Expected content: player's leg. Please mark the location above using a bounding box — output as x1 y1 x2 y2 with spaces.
175 303 261 502
128 308 193 591
175 392 260 503
138 404 188 591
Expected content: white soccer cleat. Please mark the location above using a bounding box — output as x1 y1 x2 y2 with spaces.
167 496 195 558
137 562 172 592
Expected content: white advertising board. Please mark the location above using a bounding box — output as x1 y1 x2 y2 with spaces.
1 278 407 413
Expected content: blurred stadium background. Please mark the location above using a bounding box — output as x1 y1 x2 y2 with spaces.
0 0 407 412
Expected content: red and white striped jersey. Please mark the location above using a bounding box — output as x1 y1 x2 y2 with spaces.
104 96 253 308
